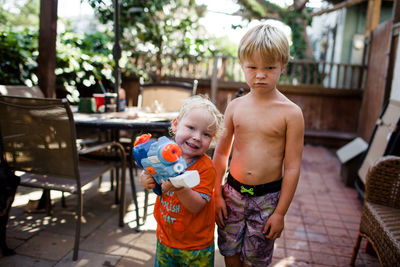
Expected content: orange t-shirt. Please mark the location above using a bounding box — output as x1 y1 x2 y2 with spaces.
154 154 216 250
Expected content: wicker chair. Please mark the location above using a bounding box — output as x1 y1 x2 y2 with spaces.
350 155 400 266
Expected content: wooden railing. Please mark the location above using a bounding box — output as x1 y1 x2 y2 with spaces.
284 60 365 90
129 53 366 90
123 53 366 147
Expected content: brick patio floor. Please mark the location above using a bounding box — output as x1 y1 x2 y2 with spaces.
0 145 380 266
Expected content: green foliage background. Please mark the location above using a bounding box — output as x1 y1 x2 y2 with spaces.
0 0 252 102
0 28 115 103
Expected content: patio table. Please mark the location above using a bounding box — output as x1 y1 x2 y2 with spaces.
73 106 176 130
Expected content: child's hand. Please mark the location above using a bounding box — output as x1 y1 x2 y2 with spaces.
139 171 156 190
161 180 183 192
215 195 227 228
263 212 284 240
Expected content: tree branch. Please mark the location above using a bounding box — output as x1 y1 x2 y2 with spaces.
236 0 281 20
310 0 367 17
254 0 283 20
292 0 309 12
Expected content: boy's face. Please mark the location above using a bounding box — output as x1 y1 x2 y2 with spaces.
171 108 215 162
241 53 284 92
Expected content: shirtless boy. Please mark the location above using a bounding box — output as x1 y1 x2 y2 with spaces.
213 24 305 267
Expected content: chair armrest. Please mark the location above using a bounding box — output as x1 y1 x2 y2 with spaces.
365 155 400 209
78 142 115 155
77 137 100 148
78 141 126 166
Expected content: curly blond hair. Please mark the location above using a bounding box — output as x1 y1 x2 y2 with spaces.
170 94 224 141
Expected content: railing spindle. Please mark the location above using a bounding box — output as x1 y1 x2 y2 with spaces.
342 64 348 89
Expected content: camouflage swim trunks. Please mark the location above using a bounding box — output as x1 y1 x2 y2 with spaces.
217 180 281 267
155 240 214 267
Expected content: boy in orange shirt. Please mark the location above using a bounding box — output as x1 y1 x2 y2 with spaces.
139 95 224 266
213 24 304 266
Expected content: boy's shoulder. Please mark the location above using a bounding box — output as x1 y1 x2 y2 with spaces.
276 94 304 126
281 94 303 114
280 92 300 104
265 90 300 111
226 93 249 109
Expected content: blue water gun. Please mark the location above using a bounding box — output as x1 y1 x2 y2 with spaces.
133 134 199 195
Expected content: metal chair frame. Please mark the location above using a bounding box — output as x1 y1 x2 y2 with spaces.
128 80 198 224
0 96 126 261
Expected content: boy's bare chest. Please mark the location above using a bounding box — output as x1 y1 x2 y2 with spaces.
233 106 286 137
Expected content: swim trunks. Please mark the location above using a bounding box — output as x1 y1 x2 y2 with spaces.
155 240 215 267
218 174 281 266
227 172 282 196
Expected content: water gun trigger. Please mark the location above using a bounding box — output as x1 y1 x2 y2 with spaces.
146 166 157 175
162 143 182 162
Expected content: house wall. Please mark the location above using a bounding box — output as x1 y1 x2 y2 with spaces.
380 2 396 22
308 12 338 62
333 10 344 64
344 5 367 64
310 2 393 66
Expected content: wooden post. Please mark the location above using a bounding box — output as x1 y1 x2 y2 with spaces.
371 0 382 28
365 0 382 36
113 0 121 110
394 0 400 23
210 56 220 104
38 0 58 98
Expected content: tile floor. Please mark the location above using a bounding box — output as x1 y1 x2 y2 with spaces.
0 145 380 266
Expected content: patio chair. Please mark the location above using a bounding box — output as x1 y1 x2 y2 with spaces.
0 95 126 261
0 85 44 98
124 80 198 224
350 155 400 266
0 85 103 208
137 79 198 112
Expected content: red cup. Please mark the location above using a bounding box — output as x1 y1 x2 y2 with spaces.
93 94 105 112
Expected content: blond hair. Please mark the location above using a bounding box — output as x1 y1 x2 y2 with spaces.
172 95 224 140
238 24 290 67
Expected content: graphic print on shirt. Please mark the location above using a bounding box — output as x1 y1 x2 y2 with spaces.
159 191 185 232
